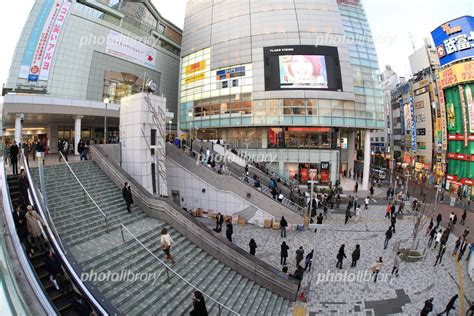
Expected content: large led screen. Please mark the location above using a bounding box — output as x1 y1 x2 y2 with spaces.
279 55 328 89
264 45 343 91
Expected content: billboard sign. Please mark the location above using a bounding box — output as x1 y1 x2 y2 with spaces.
264 45 343 91
410 96 417 150
431 16 474 67
105 31 156 69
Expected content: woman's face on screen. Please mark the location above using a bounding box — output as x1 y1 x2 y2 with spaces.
291 55 314 78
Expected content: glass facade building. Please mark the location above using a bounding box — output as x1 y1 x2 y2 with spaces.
179 0 384 185
2 0 181 152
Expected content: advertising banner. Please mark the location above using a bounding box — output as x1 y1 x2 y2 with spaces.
278 55 328 89
437 77 448 153
466 85 474 133
38 0 71 81
399 98 405 146
105 30 156 69
18 0 55 78
431 16 474 67
28 0 63 81
459 85 469 147
437 60 474 89
410 96 417 151
185 61 206 76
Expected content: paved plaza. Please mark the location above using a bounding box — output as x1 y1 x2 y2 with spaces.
200 204 473 315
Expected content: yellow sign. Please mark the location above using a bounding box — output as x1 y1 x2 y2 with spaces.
184 72 206 84
437 60 474 89
184 60 206 76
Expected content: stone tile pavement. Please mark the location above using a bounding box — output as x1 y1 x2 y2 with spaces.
200 205 474 315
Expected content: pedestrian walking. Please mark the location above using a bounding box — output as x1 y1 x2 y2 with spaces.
390 213 397 233
190 291 208 316
385 203 392 218
354 182 358 193
364 196 369 210
460 208 467 225
280 241 289 265
280 216 288 238
336 244 346 269
437 294 458 315
371 257 383 283
304 250 313 271
463 227 470 239
122 182 132 213
249 239 257 256
452 237 461 256
436 213 442 228
25 205 46 252
458 240 468 261
428 227 437 247
434 229 442 249
316 213 324 224
425 219 434 236
225 219 233 242
384 227 393 249
391 251 401 277
62 140 69 161
296 246 304 266
434 244 447 266
160 228 175 263
351 245 360 267
345 207 352 224
215 213 224 232
420 298 434 316
370 185 374 197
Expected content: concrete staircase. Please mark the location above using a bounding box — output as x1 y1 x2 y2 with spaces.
32 160 292 314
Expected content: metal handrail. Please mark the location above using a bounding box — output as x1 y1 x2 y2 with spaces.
119 224 240 315
58 151 109 232
167 145 275 221
34 186 66 254
90 145 300 300
22 153 111 316
181 144 305 215
0 160 57 315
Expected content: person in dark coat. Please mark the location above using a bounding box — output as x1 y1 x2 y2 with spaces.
295 246 304 266
304 250 313 271
280 241 289 265
390 213 397 233
122 182 132 213
215 213 224 231
420 298 434 316
72 294 93 316
225 219 233 242
190 290 208 316
280 216 288 238
336 244 346 269
10 140 19 175
249 239 257 256
44 249 62 290
384 227 393 249
316 213 324 224
127 185 134 204
438 294 458 315
351 244 360 267
18 168 30 206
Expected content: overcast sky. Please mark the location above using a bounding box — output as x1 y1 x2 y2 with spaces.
0 0 471 86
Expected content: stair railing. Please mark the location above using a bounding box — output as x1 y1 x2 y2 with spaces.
119 224 240 316
58 151 110 233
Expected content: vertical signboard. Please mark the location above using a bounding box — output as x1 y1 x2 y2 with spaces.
466 85 474 133
459 85 469 147
410 96 417 150
437 78 448 153
38 0 71 81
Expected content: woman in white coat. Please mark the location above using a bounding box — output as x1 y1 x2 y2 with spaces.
160 228 175 263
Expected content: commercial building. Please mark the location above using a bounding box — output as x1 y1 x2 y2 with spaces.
431 16 474 195
1 0 181 153
372 65 398 163
179 0 384 188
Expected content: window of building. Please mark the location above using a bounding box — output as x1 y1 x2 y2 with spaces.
158 23 166 34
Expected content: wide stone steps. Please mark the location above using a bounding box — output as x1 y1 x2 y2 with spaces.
31 160 291 315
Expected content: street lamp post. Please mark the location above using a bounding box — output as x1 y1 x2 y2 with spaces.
168 120 172 141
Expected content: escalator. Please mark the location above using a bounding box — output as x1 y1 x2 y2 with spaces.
6 175 78 315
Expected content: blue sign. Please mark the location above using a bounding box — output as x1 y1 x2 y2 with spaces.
216 66 245 81
28 74 38 82
431 16 474 67
18 0 54 78
410 96 417 151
